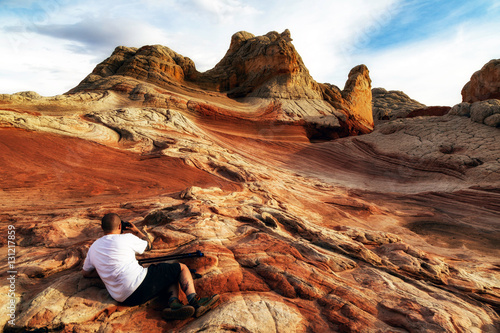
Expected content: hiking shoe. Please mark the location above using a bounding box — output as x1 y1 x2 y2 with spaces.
162 305 195 320
168 297 185 310
162 298 195 321
189 294 220 318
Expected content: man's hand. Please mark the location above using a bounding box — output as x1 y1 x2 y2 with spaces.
125 222 153 251
126 222 141 233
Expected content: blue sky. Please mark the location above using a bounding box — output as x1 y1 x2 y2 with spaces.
364 0 494 50
0 0 499 106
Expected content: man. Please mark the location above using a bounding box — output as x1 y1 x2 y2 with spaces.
82 213 219 320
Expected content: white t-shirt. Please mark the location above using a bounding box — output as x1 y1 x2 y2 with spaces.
83 233 148 302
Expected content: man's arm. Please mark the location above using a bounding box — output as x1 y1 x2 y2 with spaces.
82 246 99 278
126 223 153 251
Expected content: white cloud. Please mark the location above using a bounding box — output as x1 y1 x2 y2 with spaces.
276 0 399 86
355 19 500 106
190 0 260 23
0 32 97 95
34 18 172 53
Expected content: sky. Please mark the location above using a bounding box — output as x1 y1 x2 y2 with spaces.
0 0 499 106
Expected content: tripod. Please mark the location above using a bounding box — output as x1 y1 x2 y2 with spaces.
137 250 205 279
138 250 204 264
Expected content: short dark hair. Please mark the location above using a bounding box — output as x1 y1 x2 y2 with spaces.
101 213 121 232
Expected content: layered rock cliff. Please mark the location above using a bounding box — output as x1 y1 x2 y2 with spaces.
69 30 374 139
0 34 499 333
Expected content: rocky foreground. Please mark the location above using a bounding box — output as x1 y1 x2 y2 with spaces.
0 31 499 332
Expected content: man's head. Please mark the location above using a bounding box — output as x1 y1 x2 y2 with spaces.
101 213 121 234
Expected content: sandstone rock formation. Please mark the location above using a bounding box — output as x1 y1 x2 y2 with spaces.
371 88 426 121
340 65 373 131
450 99 500 127
67 45 198 93
449 59 500 128
198 29 320 99
1 31 499 333
462 59 500 103
69 30 374 138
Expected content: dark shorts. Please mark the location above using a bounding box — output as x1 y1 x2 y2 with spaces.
122 263 181 306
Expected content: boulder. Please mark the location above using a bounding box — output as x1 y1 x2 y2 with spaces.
450 99 500 127
470 99 500 125
462 59 500 103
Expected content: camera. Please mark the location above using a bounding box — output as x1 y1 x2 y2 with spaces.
121 221 132 230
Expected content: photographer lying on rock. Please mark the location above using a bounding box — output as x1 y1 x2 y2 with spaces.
82 213 219 320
